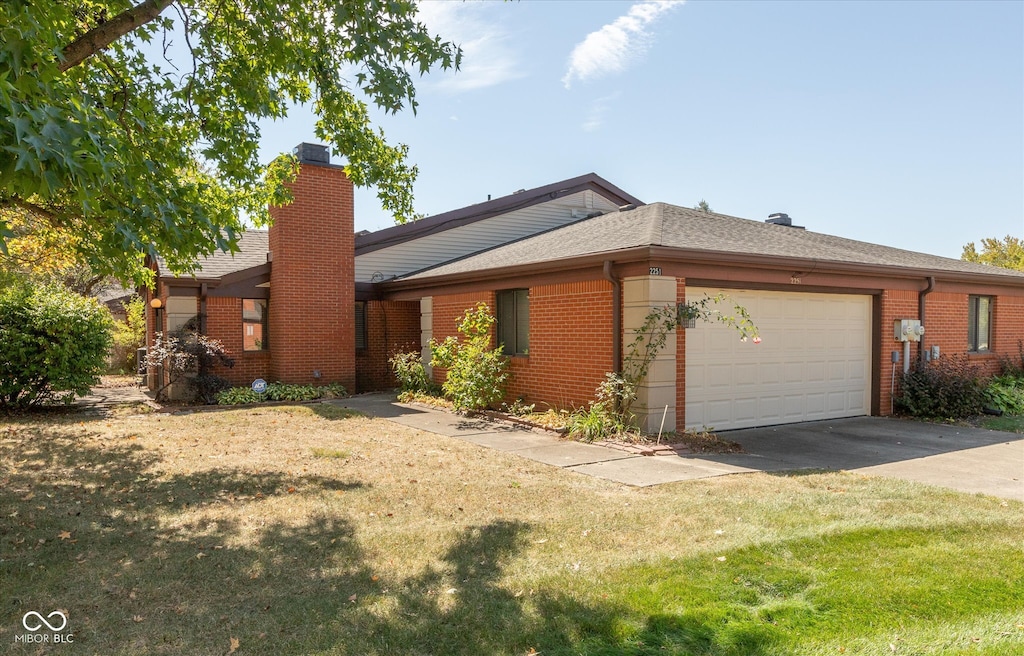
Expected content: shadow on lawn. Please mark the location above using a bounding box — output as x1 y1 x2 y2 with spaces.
0 417 781 655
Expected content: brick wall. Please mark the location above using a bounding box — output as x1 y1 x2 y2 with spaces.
992 294 1024 369
923 291 1024 378
268 162 355 389
507 281 615 409
430 282 615 410
355 300 421 392
205 296 272 386
878 289 918 416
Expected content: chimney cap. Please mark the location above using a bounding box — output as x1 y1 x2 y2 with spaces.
293 142 330 164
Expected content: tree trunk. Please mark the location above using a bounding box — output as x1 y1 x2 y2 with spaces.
59 0 176 72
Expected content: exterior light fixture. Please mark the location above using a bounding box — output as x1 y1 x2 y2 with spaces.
150 298 163 309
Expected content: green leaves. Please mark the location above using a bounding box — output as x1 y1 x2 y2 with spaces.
1 0 461 282
430 304 509 413
0 280 114 409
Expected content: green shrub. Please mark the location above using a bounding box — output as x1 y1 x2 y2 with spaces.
896 355 984 419
389 350 437 394
0 282 113 409
983 375 1024 415
216 382 348 405
429 303 509 412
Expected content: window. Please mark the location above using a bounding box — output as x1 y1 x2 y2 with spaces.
968 295 992 352
355 302 367 350
496 289 529 356
243 299 268 351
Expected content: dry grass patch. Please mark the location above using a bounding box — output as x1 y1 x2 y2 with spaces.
1 404 1022 655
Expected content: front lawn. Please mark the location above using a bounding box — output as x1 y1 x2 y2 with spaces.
1 405 1021 654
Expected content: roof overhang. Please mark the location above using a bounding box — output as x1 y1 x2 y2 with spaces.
159 263 271 299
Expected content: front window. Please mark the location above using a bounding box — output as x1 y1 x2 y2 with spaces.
967 295 991 352
243 299 268 351
496 289 529 356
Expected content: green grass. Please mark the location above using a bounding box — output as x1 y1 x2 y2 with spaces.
981 415 1024 433
1 405 1022 655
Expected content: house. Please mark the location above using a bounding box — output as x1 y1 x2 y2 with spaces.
146 143 1024 431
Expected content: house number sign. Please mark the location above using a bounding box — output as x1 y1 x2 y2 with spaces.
649 267 662 276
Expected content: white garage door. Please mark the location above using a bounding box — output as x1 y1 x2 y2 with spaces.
685 288 871 431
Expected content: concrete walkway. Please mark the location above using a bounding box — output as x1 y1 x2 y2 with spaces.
334 394 1024 501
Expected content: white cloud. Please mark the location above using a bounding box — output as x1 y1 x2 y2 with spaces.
562 1 684 89
417 1 525 92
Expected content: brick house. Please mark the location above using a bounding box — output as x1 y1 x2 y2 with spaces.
147 144 1024 431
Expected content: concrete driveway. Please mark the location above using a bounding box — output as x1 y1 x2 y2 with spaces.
705 416 1024 501
336 395 1023 501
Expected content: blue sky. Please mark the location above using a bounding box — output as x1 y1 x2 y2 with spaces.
256 0 1023 260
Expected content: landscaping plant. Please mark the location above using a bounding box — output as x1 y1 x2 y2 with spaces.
430 303 509 412
389 350 437 396
217 382 347 405
0 281 113 409
109 295 146 373
144 331 234 403
896 355 984 419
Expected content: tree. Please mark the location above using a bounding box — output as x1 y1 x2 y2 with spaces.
961 236 1024 271
694 199 712 213
1 1 461 284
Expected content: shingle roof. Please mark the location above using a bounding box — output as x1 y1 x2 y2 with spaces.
159 230 269 279
399 203 1024 281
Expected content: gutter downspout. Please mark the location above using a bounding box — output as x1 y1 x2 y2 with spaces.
919 276 935 363
603 260 621 373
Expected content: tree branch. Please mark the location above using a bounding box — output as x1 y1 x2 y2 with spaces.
59 0 175 72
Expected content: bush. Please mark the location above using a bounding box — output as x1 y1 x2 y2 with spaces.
998 340 1024 378
430 303 509 412
896 355 984 419
389 351 437 394
983 375 1024 415
566 373 637 442
0 283 113 409
216 382 347 405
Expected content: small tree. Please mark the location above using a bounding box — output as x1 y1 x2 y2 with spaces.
0 282 113 409
145 331 234 404
430 304 509 412
110 296 146 373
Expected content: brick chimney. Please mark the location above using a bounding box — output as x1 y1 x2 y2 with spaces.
268 143 355 390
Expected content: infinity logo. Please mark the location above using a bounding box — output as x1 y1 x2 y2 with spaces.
22 611 67 632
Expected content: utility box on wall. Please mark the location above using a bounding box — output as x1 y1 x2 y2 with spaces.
894 319 925 342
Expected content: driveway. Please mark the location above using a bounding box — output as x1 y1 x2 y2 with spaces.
336 395 1024 501
704 416 1024 501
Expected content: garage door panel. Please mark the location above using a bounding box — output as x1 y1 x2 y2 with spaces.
735 363 757 386
686 289 870 431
